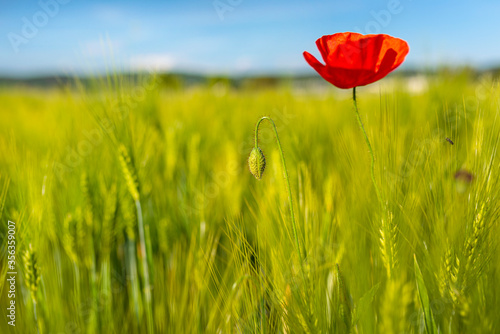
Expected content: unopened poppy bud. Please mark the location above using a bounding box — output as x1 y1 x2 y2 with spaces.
248 147 266 180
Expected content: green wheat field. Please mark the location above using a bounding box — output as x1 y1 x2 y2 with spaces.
0 71 499 333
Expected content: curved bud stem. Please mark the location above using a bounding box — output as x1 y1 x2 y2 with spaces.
254 116 305 264
352 87 384 208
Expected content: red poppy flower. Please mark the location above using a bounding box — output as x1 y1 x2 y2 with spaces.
303 32 409 89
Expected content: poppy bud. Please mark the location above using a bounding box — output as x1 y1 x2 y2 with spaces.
248 147 266 180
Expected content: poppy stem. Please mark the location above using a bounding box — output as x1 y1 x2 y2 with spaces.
352 87 384 208
254 116 305 264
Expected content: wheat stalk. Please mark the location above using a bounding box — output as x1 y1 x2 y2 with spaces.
63 213 78 263
335 264 352 331
118 144 154 333
379 278 412 333
102 183 117 258
118 144 140 201
23 244 41 334
379 210 398 279
80 172 99 332
63 211 82 305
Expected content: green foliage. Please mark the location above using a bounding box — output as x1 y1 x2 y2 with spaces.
0 73 499 333
415 255 438 334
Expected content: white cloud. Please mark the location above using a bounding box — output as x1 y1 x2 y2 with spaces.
78 38 122 58
129 53 176 72
234 56 253 72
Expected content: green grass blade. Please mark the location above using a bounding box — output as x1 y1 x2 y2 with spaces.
414 254 438 334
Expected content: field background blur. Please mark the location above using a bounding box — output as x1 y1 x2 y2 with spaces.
1 70 500 333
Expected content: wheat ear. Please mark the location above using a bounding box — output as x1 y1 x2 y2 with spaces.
23 244 41 334
118 144 154 333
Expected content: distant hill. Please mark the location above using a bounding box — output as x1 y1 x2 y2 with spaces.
0 67 499 90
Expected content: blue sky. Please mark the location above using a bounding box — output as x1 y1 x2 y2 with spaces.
0 0 499 77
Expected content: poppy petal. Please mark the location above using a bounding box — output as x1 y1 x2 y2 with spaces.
361 48 398 86
303 51 334 83
304 32 409 89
